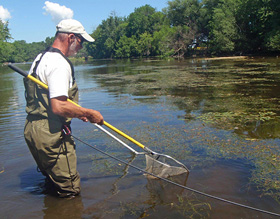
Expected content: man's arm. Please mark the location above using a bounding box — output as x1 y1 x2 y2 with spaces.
50 96 104 125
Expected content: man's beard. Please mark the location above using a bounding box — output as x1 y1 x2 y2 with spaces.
68 40 79 56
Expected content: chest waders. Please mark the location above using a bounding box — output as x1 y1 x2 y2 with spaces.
24 47 81 197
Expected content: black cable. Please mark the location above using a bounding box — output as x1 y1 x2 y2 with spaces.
72 134 280 217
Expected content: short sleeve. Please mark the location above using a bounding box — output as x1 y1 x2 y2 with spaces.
37 52 72 99
47 62 71 98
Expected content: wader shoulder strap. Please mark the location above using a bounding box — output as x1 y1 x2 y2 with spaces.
31 47 75 84
31 51 47 78
27 47 76 125
47 47 75 83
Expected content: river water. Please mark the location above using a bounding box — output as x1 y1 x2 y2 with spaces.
0 57 280 218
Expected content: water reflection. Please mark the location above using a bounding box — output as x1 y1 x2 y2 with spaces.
1 58 280 218
43 195 84 218
146 173 189 203
87 58 280 140
78 58 280 209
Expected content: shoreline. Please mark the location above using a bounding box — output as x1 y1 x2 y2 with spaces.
197 56 249 61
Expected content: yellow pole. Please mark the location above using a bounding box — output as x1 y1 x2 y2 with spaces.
23 70 146 150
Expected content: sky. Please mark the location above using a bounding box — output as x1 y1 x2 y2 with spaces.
0 0 168 43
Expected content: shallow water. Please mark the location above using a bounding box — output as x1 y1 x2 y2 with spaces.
1 57 280 218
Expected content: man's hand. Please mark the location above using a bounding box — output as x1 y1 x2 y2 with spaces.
85 109 104 125
51 97 104 125
79 116 88 122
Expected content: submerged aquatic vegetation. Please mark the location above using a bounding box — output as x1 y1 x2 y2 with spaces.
174 194 211 218
120 201 150 218
197 111 279 132
80 58 280 203
250 148 280 203
119 192 211 218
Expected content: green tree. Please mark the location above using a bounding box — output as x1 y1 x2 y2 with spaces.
0 20 12 42
87 12 126 58
233 0 280 53
166 0 201 27
0 42 14 63
114 35 138 58
11 40 28 63
152 25 175 57
263 0 280 51
44 36 55 48
0 19 13 63
170 25 194 57
86 0 280 59
266 30 280 51
126 5 160 37
27 41 46 60
208 0 239 54
234 0 263 52
164 0 203 56
137 32 153 56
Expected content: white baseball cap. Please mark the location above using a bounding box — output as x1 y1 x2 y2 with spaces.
56 19 95 42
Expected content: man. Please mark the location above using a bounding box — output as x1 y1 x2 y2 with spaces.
24 19 103 198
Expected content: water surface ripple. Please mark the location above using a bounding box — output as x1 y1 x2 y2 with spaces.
0 58 280 218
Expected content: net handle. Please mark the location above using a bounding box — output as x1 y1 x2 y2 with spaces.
95 124 142 155
8 63 188 172
8 63 147 150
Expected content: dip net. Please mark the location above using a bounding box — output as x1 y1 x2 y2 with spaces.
145 153 189 179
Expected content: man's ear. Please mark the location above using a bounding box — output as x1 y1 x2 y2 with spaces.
68 34 76 43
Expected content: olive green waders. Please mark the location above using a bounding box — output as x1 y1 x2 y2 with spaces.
24 116 80 197
24 47 80 197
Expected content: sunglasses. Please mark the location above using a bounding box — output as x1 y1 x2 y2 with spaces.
75 34 84 45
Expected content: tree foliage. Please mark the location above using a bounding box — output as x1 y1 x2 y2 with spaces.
1 0 280 63
86 12 126 59
208 0 239 54
0 20 13 63
0 18 52 63
0 20 11 42
86 0 280 58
